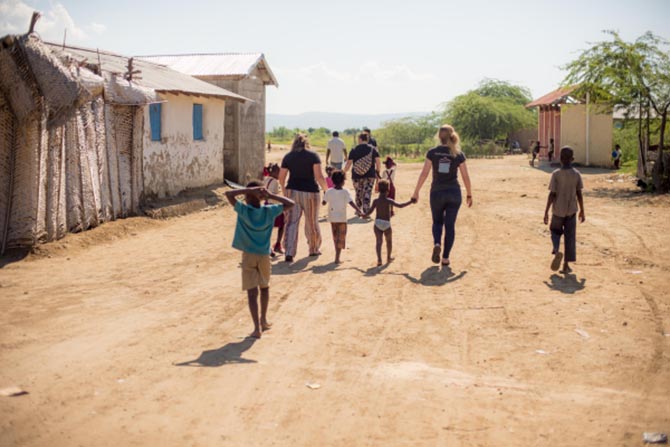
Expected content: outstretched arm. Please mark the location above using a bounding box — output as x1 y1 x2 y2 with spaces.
362 200 378 219
279 168 288 194
348 201 364 216
313 163 328 192
388 198 414 208
577 189 585 222
412 159 431 202
543 192 556 225
459 162 473 207
266 190 295 211
343 159 353 173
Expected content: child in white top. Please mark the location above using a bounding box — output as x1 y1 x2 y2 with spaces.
322 170 363 264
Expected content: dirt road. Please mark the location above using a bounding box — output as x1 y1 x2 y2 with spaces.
1 155 669 446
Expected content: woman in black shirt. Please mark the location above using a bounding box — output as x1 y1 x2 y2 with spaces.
411 124 473 266
279 134 328 262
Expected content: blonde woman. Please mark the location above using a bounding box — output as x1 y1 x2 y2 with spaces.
279 134 328 262
411 124 473 266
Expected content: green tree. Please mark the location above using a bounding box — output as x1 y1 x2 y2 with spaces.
442 79 536 141
563 31 670 191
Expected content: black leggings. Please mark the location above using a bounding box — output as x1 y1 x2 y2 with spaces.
430 185 462 259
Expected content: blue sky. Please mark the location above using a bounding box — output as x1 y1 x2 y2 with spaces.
1 0 668 115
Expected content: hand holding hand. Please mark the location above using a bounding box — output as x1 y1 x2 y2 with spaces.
322 200 327 206
411 193 419 203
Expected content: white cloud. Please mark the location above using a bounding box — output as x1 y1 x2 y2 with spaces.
0 0 105 43
275 61 435 85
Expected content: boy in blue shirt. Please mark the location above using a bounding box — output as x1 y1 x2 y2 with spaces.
225 182 295 338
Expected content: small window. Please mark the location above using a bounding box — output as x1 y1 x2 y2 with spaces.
149 103 162 141
193 104 203 140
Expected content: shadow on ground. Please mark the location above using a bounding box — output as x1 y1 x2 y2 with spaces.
0 247 31 269
544 273 586 294
272 255 320 275
175 337 257 367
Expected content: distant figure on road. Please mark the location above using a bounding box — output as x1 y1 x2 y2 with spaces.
531 140 541 166
411 124 473 266
543 146 585 273
326 131 347 169
225 182 294 339
612 144 622 169
548 138 555 163
279 134 329 263
362 127 378 148
344 132 381 216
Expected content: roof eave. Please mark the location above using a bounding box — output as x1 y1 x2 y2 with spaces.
155 89 251 103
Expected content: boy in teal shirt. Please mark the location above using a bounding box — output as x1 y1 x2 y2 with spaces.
226 182 295 338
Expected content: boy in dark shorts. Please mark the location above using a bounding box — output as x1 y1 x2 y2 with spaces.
363 180 414 266
225 182 295 338
543 147 586 273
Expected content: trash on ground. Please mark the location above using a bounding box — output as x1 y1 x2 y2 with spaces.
643 432 668 444
0 386 28 397
305 382 321 390
574 329 590 339
628 270 643 274
535 349 548 355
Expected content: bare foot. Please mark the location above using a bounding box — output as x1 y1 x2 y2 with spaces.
335 259 343 264
261 321 272 331
377 260 383 267
250 329 262 339
387 257 395 264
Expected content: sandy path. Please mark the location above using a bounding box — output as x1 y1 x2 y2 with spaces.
1 155 668 446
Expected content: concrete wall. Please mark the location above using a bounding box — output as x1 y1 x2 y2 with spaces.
560 104 613 167
143 93 225 198
202 70 267 183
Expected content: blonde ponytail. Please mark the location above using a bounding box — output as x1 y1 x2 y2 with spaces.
436 124 462 155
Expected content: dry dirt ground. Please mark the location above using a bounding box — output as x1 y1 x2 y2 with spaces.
1 155 669 447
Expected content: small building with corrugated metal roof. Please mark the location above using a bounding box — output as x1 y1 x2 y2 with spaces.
138 53 278 183
526 86 613 166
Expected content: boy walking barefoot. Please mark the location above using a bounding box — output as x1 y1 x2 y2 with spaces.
225 182 295 338
543 147 585 273
322 170 363 264
364 180 414 266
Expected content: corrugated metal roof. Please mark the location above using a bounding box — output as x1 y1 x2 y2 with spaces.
526 86 578 108
44 43 250 102
136 53 278 86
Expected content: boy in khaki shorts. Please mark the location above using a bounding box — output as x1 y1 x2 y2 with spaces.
226 182 295 338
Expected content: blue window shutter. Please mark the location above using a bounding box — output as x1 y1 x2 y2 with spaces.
149 103 161 141
193 104 203 140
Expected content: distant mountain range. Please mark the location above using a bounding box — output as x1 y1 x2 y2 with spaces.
266 111 427 132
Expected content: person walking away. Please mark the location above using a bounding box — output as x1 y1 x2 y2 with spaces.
225 182 295 338
279 134 329 262
531 140 541 166
363 180 414 266
322 170 363 264
382 156 397 216
548 138 555 163
344 132 381 216
543 146 585 273
326 131 347 169
362 127 378 148
612 144 622 169
411 124 473 266
263 163 285 256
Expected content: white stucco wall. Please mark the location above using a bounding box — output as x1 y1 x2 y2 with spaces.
560 104 613 167
143 93 225 198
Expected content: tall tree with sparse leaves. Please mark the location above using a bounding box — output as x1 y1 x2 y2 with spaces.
563 31 670 192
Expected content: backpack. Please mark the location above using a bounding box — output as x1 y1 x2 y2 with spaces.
353 147 374 176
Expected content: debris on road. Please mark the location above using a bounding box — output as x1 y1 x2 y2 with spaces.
305 382 321 390
574 329 590 339
643 432 668 444
0 386 28 397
